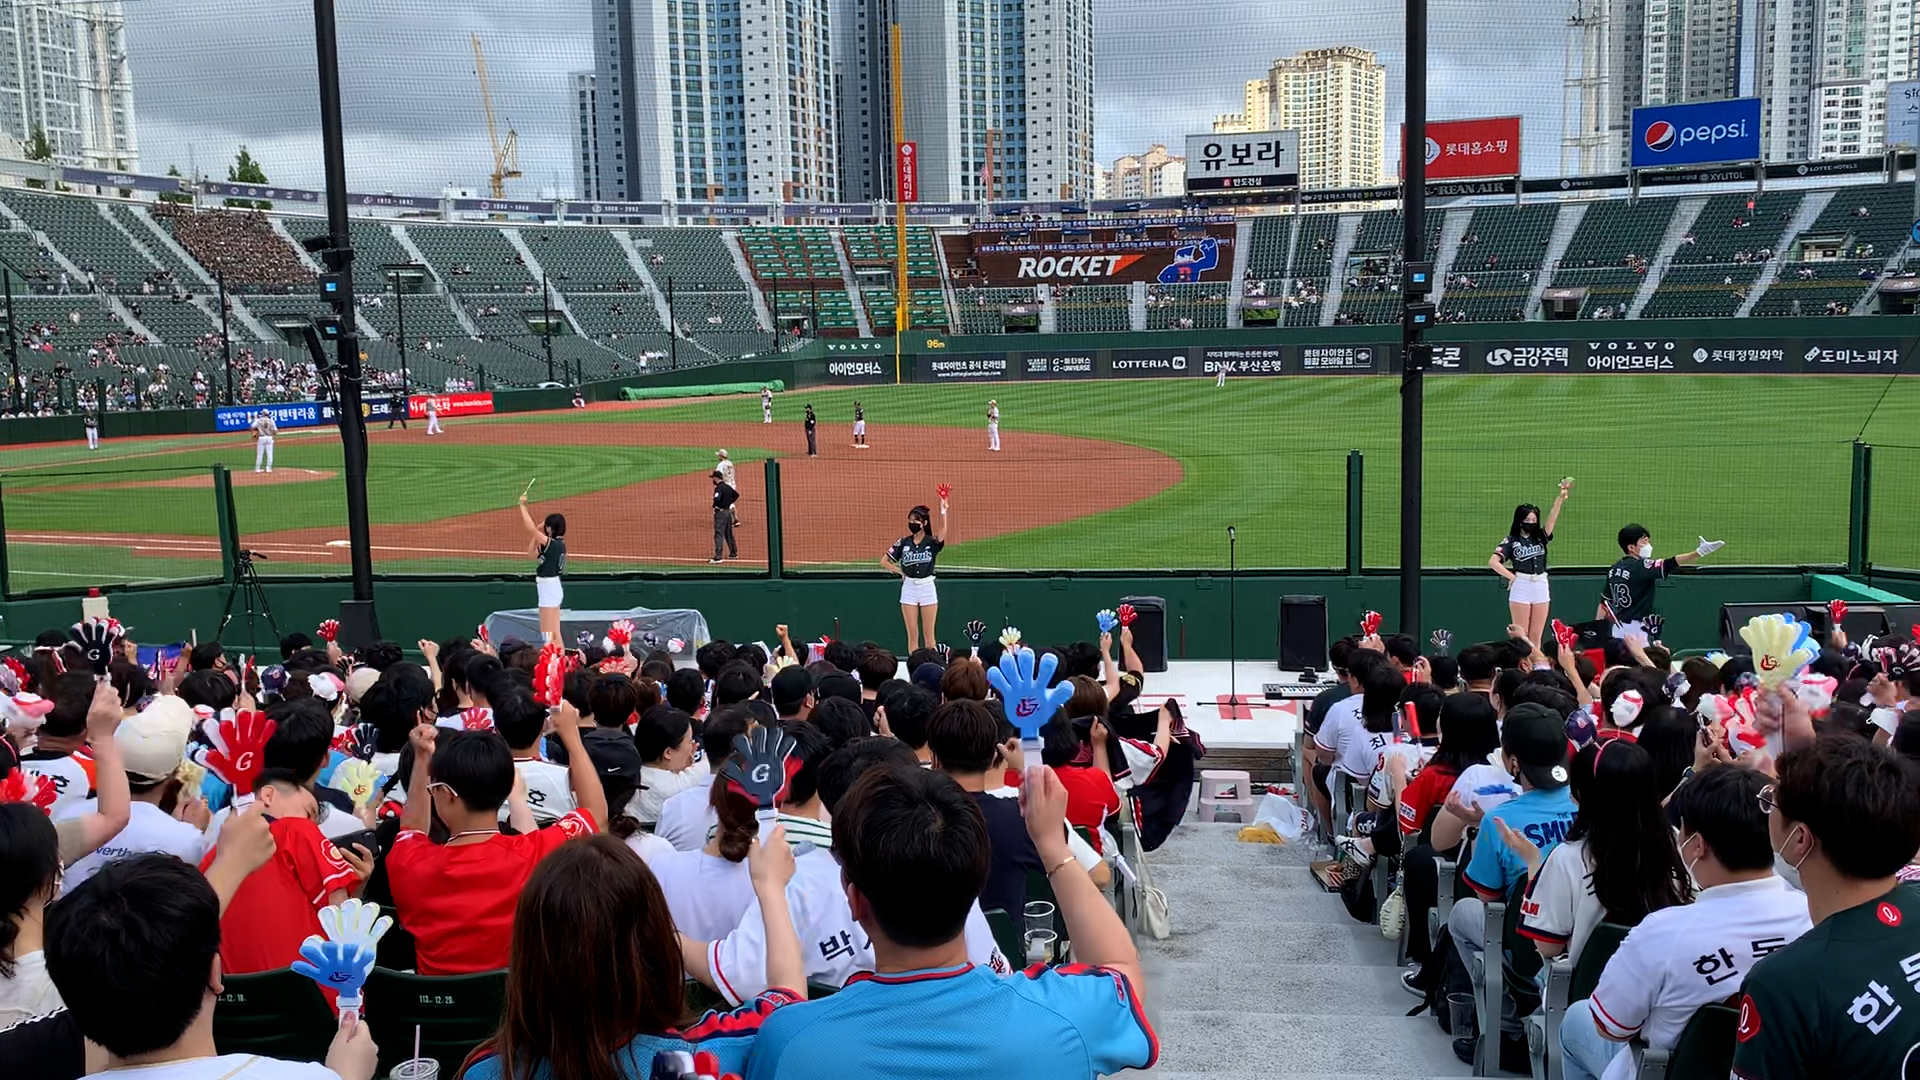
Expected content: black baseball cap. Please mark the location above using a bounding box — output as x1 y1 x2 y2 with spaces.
1501 702 1571 790
771 665 815 712
816 672 861 704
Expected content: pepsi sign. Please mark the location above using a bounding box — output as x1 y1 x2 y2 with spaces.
1630 98 1761 169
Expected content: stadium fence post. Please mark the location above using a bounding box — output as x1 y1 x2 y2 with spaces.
212 465 238 586
1346 450 1364 576
765 457 784 579
0 478 11 601
1850 440 1872 574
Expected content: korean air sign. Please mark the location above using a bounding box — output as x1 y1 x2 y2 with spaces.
1630 98 1760 169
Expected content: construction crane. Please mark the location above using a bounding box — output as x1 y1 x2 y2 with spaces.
470 33 522 199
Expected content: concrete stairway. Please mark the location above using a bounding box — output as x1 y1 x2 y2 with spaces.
1135 821 1469 1079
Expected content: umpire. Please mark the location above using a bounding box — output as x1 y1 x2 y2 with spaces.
710 469 740 563
804 403 817 456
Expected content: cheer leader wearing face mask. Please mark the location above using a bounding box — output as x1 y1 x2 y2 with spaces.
1600 523 1725 641
883 496 952 655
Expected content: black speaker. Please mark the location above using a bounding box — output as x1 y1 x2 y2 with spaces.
1119 594 1168 673
1278 595 1328 673
1719 603 1809 655
337 599 380 652
1884 604 1920 643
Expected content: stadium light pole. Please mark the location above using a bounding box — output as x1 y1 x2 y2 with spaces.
1399 0 1428 641
312 0 378 636
217 271 235 406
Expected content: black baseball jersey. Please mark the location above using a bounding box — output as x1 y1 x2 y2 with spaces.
1495 534 1551 575
805 412 816 433
888 534 944 578
854 404 864 422
1603 554 1675 622
536 536 566 578
1733 887 1920 1079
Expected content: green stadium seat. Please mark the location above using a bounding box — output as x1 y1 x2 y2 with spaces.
212 968 338 1064
1628 1001 1739 1078
362 966 507 1078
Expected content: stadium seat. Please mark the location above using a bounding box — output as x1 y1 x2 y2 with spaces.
212 968 338 1063
1527 921 1632 1080
362 966 507 1078
1628 1001 1739 1079
983 907 1025 966
1464 880 1522 1076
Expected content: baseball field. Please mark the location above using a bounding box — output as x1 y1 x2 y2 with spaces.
3 372 1917 592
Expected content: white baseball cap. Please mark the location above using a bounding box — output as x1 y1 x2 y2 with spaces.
115 696 196 783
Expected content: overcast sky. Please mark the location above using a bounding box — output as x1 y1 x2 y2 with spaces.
122 0 1574 197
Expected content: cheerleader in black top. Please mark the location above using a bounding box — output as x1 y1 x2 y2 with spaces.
1489 478 1571 647
882 495 952 652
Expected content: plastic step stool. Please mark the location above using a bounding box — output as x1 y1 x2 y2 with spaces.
1198 769 1255 822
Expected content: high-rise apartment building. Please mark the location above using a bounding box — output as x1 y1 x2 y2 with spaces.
584 0 835 203
0 0 137 171
1097 144 1185 200
1643 0 1744 105
1761 0 1917 159
1214 46 1385 189
571 72 602 202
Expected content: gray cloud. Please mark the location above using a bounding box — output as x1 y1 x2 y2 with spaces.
124 0 1576 197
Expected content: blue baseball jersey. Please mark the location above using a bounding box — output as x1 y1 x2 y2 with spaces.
1464 785 1577 898
462 989 798 1079
744 962 1156 1080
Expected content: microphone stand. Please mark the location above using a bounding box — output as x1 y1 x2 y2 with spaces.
1226 525 1240 713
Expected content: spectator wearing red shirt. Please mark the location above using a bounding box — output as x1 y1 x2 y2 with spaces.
1381 693 1501 996
386 695 607 976
1039 719 1120 852
196 769 367 976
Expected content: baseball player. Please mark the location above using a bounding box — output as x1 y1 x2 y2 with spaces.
852 400 867 449
762 386 773 424
1216 364 1227 388
986 399 1000 452
250 410 276 473
425 398 443 436
84 409 99 451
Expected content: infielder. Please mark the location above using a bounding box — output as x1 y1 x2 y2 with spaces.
852 401 868 449
762 387 773 424
84 410 99 451
986 399 1000 452
425 398 443 436
250 411 276 473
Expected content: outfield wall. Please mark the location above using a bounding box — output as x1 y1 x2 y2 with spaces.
0 568 1826 658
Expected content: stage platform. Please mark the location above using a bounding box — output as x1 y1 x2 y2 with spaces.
1130 660 1330 751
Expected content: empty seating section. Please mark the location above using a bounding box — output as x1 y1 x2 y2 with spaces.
629 229 745 290
1803 184 1913 259
13 296 134 343
1145 283 1229 329
567 294 665 336
674 291 761 334
1752 185 1913 316
1244 215 1292 278
3 191 160 288
842 226 940 278
1053 284 1130 332
954 285 1037 334
0 229 58 289
126 297 217 345
113 206 202 282
408 224 537 292
861 288 948 332
1550 198 1671 316
152 207 313 291
771 289 857 330
280 217 414 292
1641 264 1761 319
362 293 469 347
1350 210 1404 257
1749 260 1873 317
1667 192 1802 266
740 227 841 282
520 228 642 291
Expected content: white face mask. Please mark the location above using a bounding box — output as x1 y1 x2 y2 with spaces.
1677 830 1702 891
1772 823 1809 891
1637 543 1654 560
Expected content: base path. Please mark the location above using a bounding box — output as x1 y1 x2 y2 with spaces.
247 421 1183 568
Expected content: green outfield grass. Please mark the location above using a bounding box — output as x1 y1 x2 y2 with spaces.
4 373 1918 591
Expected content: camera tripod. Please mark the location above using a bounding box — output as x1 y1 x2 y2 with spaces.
216 549 281 650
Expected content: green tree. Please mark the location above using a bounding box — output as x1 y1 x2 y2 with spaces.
158 164 190 205
23 127 52 189
224 145 271 209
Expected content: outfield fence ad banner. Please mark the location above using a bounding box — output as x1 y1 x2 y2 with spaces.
213 399 396 432
407 392 496 419
877 336 1910 383
964 229 1235 284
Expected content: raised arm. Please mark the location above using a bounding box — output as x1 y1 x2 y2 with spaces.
748 825 803 995
1022 765 1144 1000
55 681 131 863
935 498 952 545
1118 624 1142 674
1543 478 1571 538
1100 631 1120 704
517 495 546 550
400 723 437 835
549 700 608 828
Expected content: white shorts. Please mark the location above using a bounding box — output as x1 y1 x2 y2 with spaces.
536 576 564 609
853 420 866 436
1509 572 1550 605
900 575 938 606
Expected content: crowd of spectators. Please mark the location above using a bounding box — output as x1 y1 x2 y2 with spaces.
1301 607 1920 1077
154 207 317 292
0 619 1183 1079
